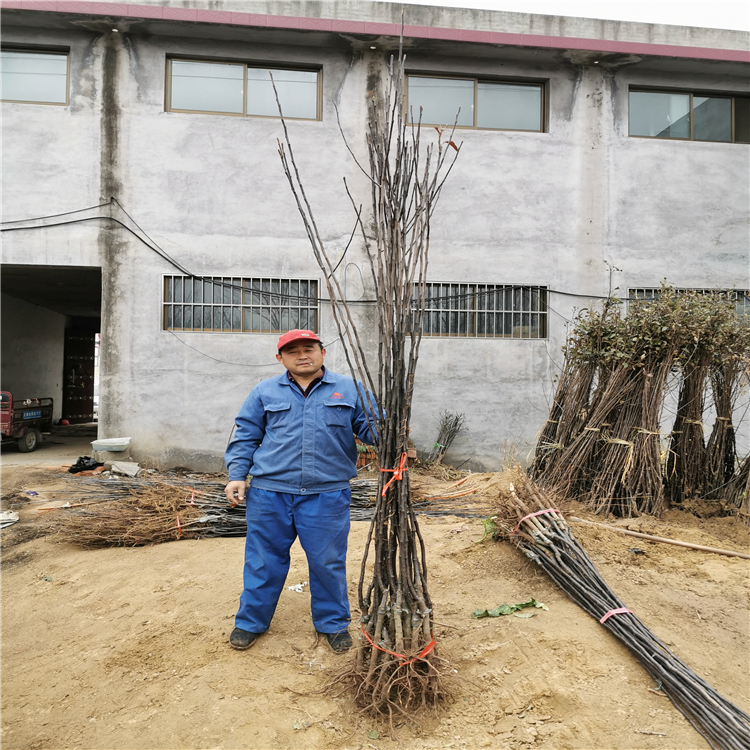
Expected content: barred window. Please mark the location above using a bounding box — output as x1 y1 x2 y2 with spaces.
416 283 548 338
629 288 750 315
163 276 318 333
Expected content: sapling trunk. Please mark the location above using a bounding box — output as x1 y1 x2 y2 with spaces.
272 36 460 721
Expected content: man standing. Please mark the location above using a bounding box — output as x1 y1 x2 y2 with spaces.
224 329 376 653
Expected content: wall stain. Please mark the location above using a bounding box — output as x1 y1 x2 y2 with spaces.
77 35 99 113
98 31 126 437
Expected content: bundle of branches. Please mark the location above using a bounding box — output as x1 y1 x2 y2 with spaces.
725 454 750 523
55 477 381 541
704 315 750 498
532 355 597 478
532 294 686 515
426 411 466 464
532 289 750 516
495 472 750 750
665 297 715 505
54 482 207 547
274 38 460 719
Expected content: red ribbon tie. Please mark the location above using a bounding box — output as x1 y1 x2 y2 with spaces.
379 452 408 497
360 624 436 665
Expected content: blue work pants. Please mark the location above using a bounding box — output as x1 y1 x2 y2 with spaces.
235 487 351 634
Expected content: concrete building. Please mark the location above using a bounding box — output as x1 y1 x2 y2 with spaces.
2 0 749 471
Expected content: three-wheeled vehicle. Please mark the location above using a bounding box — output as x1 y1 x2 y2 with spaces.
0 392 54 452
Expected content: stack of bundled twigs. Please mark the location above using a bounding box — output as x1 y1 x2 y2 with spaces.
55 482 208 547
275 33 460 719
496 473 750 750
532 296 685 515
349 478 381 521
531 289 750 517
726 455 750 524
426 412 466 464
54 477 382 543
665 298 720 505
704 322 749 503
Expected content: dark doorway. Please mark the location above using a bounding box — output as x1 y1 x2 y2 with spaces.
1 264 102 426
63 326 97 424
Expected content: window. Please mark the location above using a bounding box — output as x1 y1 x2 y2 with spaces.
407 75 544 131
167 59 320 119
163 276 319 332
415 283 548 338
1 49 68 105
629 288 750 315
629 90 750 143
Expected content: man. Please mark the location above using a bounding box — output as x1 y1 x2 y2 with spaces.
224 329 377 653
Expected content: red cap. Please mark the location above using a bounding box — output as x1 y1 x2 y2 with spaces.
277 329 322 351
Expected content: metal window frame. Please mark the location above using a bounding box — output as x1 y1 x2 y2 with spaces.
165 55 322 121
162 275 320 334
405 73 547 133
628 87 746 144
0 46 70 106
417 282 548 339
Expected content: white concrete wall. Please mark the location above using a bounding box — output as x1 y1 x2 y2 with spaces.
2 4 748 470
1 293 67 422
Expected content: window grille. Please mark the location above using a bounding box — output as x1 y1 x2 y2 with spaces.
628 288 750 315
163 276 318 333
415 283 548 338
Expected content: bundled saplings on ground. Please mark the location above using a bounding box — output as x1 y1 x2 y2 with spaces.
531 289 750 519
493 471 750 750
275 38 460 719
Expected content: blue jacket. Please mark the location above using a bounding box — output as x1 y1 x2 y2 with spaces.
225 368 377 493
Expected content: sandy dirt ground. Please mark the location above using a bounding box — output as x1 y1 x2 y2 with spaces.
1 461 749 750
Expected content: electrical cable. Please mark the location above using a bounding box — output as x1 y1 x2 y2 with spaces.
110 197 191 277
3 203 746 309
0 199 114 224
544 300 573 324
1 215 193 276
0 204 583 304
165 329 280 367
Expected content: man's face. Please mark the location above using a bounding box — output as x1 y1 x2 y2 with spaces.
276 341 325 378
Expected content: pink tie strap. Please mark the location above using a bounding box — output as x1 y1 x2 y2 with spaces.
600 607 632 624
512 508 561 534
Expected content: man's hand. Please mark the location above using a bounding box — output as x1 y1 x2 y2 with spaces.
225 480 247 507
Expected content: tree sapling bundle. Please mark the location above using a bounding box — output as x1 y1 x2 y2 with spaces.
704 311 750 500
495 472 750 750
532 289 750 516
427 411 466 464
273 41 460 719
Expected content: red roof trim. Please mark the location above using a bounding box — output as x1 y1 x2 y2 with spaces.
2 0 748 62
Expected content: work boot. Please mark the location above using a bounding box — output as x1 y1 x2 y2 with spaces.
319 630 352 653
229 628 259 650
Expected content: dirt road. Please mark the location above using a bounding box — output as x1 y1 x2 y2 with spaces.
1 464 748 749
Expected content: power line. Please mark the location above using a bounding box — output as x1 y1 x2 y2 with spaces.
165 329 281 367
3 201 745 308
